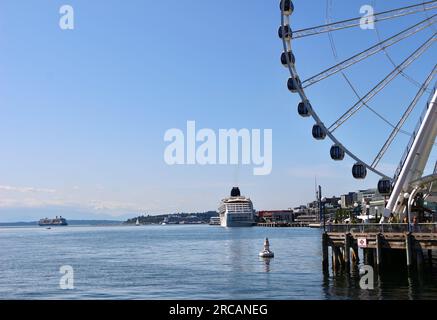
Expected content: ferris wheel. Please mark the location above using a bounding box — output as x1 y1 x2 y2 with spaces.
278 0 437 219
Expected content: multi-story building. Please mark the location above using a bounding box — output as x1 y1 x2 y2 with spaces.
258 210 294 223
340 192 358 209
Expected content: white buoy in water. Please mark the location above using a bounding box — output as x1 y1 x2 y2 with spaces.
259 237 274 258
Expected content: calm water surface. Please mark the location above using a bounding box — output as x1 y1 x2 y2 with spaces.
0 225 436 299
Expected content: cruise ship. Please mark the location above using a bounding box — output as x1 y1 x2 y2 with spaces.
218 187 255 227
38 216 68 226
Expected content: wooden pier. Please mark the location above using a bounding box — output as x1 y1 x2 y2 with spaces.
257 222 309 227
322 223 437 272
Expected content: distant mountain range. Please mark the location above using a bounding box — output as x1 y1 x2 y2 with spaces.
0 206 136 223
0 208 219 226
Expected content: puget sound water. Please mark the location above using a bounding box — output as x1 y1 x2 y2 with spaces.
0 224 436 300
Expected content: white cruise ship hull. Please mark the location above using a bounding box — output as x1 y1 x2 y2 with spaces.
220 213 255 227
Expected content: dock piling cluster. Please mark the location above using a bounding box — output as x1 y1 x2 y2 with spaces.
322 224 436 273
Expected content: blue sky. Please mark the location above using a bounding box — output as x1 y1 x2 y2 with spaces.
0 0 435 221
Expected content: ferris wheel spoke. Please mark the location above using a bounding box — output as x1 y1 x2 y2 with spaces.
328 33 436 133
371 65 437 168
302 15 437 88
363 103 415 136
291 0 437 39
372 0 434 93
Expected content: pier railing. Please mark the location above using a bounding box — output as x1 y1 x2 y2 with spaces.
326 223 437 234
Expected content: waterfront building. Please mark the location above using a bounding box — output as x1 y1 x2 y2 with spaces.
257 210 294 223
340 192 358 209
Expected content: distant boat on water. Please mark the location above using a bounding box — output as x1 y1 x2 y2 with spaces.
161 217 177 225
209 216 221 225
38 216 68 226
136 218 140 226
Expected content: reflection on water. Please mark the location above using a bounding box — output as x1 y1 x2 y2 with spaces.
260 257 272 273
322 262 437 300
0 225 436 299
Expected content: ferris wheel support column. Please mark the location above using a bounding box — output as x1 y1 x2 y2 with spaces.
383 89 437 219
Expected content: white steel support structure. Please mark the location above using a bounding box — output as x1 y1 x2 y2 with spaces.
384 89 437 218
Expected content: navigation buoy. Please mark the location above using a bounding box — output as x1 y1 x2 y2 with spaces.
259 237 274 258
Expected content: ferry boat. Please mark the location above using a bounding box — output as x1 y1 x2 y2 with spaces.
38 216 68 226
209 216 221 225
218 187 255 227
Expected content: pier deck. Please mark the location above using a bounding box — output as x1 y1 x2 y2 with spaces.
257 222 309 227
322 223 437 272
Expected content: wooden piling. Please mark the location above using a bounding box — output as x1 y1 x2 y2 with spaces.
332 246 337 272
369 249 375 266
338 247 345 268
363 248 374 266
416 249 424 271
322 232 329 271
405 233 413 269
376 233 383 269
331 251 334 271
332 246 341 272
344 233 351 271
351 241 359 266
